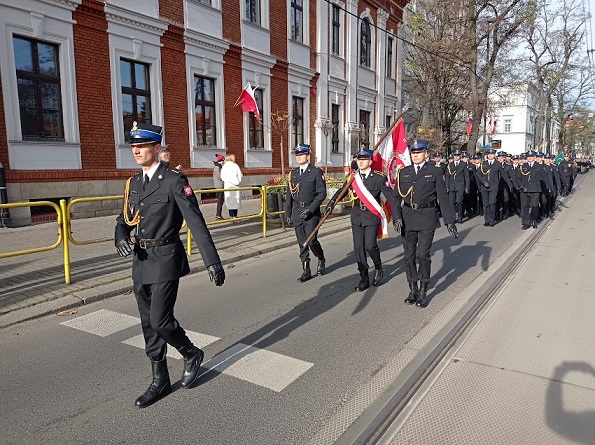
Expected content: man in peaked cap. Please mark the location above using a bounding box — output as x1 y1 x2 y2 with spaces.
474 147 513 227
445 149 469 223
326 148 398 291
512 149 552 229
285 144 327 282
115 122 225 408
392 140 458 308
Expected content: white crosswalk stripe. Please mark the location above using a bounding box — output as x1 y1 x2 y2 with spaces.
60 309 314 392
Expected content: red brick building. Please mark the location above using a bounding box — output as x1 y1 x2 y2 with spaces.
0 0 408 222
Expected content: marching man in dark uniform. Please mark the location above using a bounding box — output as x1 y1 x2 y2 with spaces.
474 148 512 226
392 140 458 308
445 149 469 223
114 122 225 408
285 144 327 282
326 149 397 291
558 153 576 196
512 150 552 229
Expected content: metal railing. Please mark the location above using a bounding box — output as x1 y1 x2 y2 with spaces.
0 182 354 284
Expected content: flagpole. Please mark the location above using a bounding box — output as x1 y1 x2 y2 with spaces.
302 110 407 247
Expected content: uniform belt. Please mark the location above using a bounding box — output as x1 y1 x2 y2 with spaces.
298 201 311 208
403 201 436 210
136 234 179 249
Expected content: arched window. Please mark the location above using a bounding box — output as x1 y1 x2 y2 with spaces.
360 18 371 67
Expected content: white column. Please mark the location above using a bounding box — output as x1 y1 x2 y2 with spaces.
375 8 389 142
315 0 329 167
345 0 359 159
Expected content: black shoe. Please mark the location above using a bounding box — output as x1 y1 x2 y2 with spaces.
483 222 490 227
455 219 463 224
298 260 312 282
489 222 496 227
215 216 223 220
404 282 418 305
416 286 429 308
532 222 538 229
317 259 326 275
135 359 172 408
521 225 530 230
355 270 369 292
372 267 383 286
178 345 204 389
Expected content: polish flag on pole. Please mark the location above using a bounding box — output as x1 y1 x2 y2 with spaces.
489 117 497 135
234 82 260 118
371 118 410 188
466 117 473 135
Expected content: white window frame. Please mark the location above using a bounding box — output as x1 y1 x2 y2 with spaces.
0 2 82 170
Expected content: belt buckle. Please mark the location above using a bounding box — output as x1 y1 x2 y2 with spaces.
300 202 306 207
139 239 148 249
360 203 366 210
411 203 419 210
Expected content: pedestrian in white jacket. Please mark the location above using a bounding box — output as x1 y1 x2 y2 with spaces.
220 154 243 218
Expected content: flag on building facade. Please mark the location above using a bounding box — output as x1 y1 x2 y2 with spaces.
234 83 260 118
371 118 410 187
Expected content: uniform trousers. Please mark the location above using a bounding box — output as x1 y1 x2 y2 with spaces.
402 228 435 284
481 189 498 223
352 222 381 271
497 186 510 218
134 279 190 361
520 192 540 225
449 190 465 216
294 217 324 262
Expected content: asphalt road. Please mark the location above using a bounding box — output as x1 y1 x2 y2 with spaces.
0 214 522 445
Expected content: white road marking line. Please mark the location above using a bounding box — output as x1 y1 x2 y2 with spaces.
122 331 220 359
59 309 140 337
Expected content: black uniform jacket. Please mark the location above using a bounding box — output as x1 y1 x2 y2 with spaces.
393 163 456 230
115 162 220 285
558 161 576 185
445 161 469 192
284 164 326 224
513 162 552 193
331 170 397 227
500 163 515 190
475 160 512 191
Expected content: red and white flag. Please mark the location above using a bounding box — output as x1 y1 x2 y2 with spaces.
466 117 473 135
234 82 260 118
371 118 410 188
489 117 497 135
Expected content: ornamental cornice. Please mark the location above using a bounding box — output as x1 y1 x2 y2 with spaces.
241 49 276 69
105 5 168 36
39 0 82 11
184 30 229 54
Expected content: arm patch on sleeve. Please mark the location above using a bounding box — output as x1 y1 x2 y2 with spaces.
184 185 194 196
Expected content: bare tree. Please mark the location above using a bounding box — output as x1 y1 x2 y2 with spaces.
269 110 293 177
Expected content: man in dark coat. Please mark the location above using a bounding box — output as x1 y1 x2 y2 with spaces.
512 150 553 229
445 149 469 223
474 148 513 227
326 149 398 291
285 144 327 282
115 122 225 408
558 153 576 196
392 140 458 308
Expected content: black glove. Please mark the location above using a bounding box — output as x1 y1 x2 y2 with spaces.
393 219 403 235
324 201 335 215
299 209 312 220
465 189 469 194
447 223 458 239
116 238 133 257
520 186 527 193
207 263 225 286
483 181 490 188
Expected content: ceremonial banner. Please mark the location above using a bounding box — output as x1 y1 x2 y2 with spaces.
371 118 410 187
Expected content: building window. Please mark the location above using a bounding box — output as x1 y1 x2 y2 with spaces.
13 36 64 141
197 0 211 4
120 59 151 142
504 118 512 133
194 76 216 146
290 0 303 42
331 104 340 153
386 115 392 129
248 88 264 149
292 96 304 148
360 18 371 67
386 37 393 78
359 109 371 148
331 5 340 55
246 0 261 25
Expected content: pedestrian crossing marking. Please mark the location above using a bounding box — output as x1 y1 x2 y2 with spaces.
59 309 140 337
122 331 220 359
61 309 314 392
203 343 314 392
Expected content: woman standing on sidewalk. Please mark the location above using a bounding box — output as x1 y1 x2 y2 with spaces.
213 154 225 220
220 154 243 218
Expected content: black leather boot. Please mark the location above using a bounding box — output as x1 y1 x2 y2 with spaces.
456 203 463 223
135 358 171 408
416 282 429 308
372 266 383 286
317 258 326 275
404 282 418 305
355 269 369 292
298 260 312 282
178 343 204 389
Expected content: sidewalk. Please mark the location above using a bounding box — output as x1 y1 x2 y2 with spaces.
327 171 594 445
0 198 352 328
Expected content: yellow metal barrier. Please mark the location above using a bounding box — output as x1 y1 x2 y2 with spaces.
0 200 70 284
66 196 123 245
